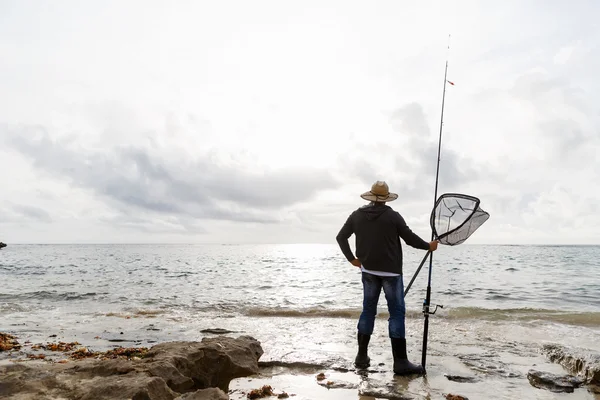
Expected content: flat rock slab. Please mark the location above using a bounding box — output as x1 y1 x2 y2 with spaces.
527 369 585 393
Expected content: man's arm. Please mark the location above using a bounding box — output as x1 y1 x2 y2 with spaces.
336 213 356 262
395 212 431 251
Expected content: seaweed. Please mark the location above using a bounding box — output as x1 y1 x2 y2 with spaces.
0 333 21 351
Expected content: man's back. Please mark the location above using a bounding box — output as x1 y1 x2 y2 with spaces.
336 202 430 275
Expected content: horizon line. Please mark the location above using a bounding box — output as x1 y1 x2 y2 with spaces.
1 242 599 246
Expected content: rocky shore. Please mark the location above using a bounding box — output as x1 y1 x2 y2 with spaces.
0 333 263 399
1 331 599 399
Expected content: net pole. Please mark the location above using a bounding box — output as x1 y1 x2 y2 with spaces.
422 35 450 371
404 250 430 297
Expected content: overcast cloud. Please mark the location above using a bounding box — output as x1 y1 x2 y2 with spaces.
1 0 599 244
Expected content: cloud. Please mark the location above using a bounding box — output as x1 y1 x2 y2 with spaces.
337 102 482 202
12 205 53 223
389 103 481 189
1 124 340 228
97 212 206 234
0 204 52 224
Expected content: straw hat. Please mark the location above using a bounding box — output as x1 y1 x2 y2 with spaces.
360 181 398 202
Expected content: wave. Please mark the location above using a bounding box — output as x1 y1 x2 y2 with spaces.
245 307 364 319
445 307 600 327
244 307 423 319
240 306 600 327
102 308 166 318
0 291 103 302
0 302 32 314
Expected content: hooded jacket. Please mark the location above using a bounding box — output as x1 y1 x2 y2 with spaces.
336 202 430 275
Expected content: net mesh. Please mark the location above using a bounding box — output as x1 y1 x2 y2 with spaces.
430 193 490 246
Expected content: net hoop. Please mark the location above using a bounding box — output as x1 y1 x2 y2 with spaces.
430 192 490 246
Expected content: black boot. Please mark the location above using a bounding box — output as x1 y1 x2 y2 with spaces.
354 333 371 368
391 338 425 376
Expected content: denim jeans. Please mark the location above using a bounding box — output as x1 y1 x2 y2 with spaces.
357 272 406 338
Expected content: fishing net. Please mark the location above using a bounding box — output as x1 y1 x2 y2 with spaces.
430 193 490 246
404 193 490 297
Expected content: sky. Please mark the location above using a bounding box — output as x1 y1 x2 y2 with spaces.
0 0 599 245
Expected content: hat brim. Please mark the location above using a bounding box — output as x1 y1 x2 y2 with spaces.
360 191 398 202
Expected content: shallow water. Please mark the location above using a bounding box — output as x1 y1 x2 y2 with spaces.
0 244 599 398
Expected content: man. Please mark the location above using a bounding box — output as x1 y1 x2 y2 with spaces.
336 180 438 376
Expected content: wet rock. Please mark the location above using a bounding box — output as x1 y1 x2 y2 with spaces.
527 369 585 393
445 395 469 400
587 384 600 394
444 374 479 383
175 388 229 399
542 344 600 384
201 328 237 335
0 335 263 399
146 336 263 392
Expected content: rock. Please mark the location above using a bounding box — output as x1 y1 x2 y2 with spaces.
145 335 263 392
445 395 469 400
0 242 6 249
542 344 600 384
444 374 479 383
527 369 585 393
200 328 236 335
0 335 263 399
175 388 229 399
74 375 179 400
588 384 600 394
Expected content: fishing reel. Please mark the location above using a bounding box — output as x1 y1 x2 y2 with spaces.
422 301 444 315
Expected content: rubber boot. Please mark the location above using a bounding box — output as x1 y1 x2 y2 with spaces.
354 333 371 368
391 338 425 375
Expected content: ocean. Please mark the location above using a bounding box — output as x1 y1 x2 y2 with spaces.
1 244 599 399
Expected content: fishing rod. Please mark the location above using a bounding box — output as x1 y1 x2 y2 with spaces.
421 36 451 371
399 37 490 373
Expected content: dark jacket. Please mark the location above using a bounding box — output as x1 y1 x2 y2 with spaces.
336 202 430 275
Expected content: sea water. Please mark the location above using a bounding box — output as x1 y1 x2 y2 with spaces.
1 244 599 399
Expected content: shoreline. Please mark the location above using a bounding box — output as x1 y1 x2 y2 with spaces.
2 323 599 400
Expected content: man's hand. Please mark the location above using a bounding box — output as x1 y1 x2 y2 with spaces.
350 258 362 268
429 240 439 252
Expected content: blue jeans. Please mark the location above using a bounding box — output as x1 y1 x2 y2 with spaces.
357 272 406 338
